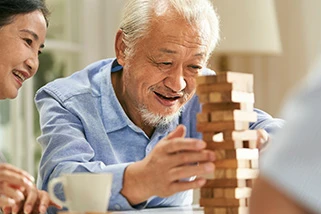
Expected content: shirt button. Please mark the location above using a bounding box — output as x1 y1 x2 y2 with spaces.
114 204 121 210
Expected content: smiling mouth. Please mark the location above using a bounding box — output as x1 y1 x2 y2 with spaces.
154 91 181 101
13 70 26 82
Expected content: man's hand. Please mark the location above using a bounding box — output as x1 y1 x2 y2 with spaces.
256 129 270 151
121 125 215 205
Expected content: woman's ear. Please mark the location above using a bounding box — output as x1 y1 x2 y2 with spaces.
115 29 126 66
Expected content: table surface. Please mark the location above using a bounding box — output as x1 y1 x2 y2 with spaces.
112 205 204 213
58 205 204 214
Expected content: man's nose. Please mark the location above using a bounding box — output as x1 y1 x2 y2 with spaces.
163 66 187 92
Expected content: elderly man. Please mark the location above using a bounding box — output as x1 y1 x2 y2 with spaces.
35 0 283 212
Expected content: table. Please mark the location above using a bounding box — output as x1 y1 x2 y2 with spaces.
58 205 204 214
112 205 204 214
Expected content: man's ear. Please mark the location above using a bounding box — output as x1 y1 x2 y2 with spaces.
115 29 126 66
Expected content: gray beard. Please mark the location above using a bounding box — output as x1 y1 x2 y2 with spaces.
138 105 183 128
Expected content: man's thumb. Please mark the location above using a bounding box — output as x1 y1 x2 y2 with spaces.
166 125 186 140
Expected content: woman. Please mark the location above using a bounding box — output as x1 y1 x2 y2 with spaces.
0 0 60 213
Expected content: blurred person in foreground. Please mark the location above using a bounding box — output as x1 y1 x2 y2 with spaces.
35 0 284 212
250 58 321 214
0 0 61 213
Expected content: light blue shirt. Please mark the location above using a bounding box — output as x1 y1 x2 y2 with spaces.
35 58 284 213
260 59 321 213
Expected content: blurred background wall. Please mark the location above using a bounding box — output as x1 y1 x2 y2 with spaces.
0 0 321 203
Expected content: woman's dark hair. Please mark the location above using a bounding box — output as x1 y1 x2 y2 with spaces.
0 0 50 28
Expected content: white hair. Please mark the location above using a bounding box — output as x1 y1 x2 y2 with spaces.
119 0 220 59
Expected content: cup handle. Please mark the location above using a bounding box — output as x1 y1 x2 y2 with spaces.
48 177 68 208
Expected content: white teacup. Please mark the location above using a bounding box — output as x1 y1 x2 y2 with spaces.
48 173 113 212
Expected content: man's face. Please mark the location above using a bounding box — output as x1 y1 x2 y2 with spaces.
119 14 210 127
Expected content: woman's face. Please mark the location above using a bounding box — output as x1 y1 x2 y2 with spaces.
0 10 47 99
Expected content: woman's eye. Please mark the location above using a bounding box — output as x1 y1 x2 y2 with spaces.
24 38 32 45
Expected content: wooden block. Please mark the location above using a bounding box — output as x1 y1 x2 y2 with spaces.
243 140 258 149
200 198 247 207
203 179 251 188
205 141 258 150
197 121 249 132
250 159 259 169
214 149 259 160
211 110 257 123
206 141 244 150
203 207 215 214
223 130 258 141
203 132 222 142
201 187 214 198
215 168 226 178
196 82 252 94
201 187 252 199
217 71 253 82
224 187 252 199
202 103 253 112
215 168 259 179
226 148 259 159
214 188 225 198
196 75 217 85
212 208 226 214
211 131 258 142
197 72 253 85
215 159 251 169
217 71 253 91
197 112 210 122
208 91 254 103
226 207 249 214
196 83 232 94
199 93 210 103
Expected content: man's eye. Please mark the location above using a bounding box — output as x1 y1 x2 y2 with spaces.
155 62 172 70
190 65 202 70
161 62 172 66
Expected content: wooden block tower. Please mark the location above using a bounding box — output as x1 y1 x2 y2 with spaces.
196 71 259 214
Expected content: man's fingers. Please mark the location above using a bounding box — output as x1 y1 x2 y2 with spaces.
257 129 269 149
169 161 215 182
165 138 206 154
170 150 215 167
165 125 186 140
168 177 208 195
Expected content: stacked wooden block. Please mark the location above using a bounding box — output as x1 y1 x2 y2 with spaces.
196 72 259 214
